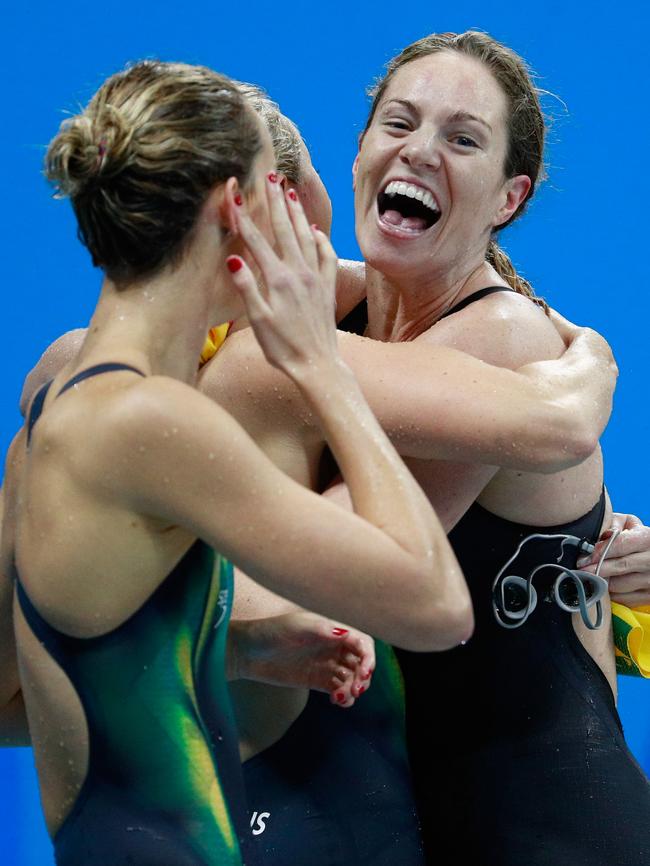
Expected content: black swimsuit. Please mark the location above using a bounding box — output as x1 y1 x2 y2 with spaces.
343 289 650 865
243 640 425 865
20 365 252 866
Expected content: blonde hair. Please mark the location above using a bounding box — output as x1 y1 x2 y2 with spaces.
365 31 549 312
237 82 304 183
46 60 262 283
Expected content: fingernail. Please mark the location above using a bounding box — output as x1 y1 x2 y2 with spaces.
335 692 346 703
268 172 278 183
226 256 243 273
234 194 243 206
287 189 298 201
358 686 366 695
362 670 371 680
332 627 348 636
311 224 320 231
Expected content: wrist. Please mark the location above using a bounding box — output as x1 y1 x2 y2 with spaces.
290 357 358 401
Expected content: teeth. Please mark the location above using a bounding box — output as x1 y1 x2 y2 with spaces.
383 181 438 213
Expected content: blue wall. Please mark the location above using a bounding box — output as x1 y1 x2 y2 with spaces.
2 1 649 861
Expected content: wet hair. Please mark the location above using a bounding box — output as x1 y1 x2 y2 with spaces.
45 60 263 283
365 31 548 311
237 82 304 183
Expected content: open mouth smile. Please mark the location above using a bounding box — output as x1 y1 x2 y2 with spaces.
376 180 441 236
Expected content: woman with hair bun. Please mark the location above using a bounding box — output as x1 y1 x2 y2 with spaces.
0 59 486 866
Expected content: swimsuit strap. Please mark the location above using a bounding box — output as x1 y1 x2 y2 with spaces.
26 381 53 445
26 363 145 446
57 362 145 397
439 286 515 320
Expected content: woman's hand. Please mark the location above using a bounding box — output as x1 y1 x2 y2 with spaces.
227 176 339 380
228 612 375 708
577 512 650 607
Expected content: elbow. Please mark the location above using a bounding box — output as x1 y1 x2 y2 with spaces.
394 591 475 653
526 404 599 475
564 421 599 467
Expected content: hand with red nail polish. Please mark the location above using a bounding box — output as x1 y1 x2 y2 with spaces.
224 156 339 382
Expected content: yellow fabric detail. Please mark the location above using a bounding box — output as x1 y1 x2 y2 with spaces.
200 322 232 367
611 601 650 678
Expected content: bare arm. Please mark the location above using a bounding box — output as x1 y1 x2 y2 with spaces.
99 183 470 652
106 362 468 651
207 314 615 478
0 452 31 746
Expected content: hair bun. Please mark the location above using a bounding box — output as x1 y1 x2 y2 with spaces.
45 102 133 197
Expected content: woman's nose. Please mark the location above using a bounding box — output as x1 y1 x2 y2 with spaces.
399 132 441 171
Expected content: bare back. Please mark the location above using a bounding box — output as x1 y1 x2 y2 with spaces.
9 369 198 833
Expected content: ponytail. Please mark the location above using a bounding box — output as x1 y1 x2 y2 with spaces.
486 240 549 315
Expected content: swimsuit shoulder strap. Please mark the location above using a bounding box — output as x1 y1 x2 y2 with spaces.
57 362 145 397
439 286 515 321
26 380 53 446
26 363 145 447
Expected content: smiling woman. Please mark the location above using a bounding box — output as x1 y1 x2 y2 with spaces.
355 31 546 312
342 30 650 866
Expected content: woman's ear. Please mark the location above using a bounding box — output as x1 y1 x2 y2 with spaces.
494 174 531 228
214 177 243 235
352 153 360 191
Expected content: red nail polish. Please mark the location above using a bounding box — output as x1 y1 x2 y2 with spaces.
362 670 371 680
226 256 243 273
287 189 298 201
234 194 243 206
268 172 278 183
332 627 348 636
311 224 319 231
335 692 346 703
358 686 366 695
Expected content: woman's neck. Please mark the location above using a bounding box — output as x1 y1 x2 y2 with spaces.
78 250 224 386
364 258 505 343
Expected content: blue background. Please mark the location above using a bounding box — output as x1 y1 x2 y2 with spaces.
2 1 649 862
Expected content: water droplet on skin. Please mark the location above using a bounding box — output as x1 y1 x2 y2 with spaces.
208 453 215 461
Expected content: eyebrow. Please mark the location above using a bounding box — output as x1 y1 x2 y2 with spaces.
382 100 492 133
383 98 418 114
446 111 492 133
